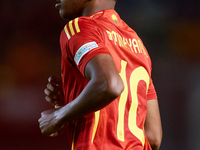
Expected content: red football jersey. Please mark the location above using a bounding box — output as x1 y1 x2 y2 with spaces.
60 9 157 150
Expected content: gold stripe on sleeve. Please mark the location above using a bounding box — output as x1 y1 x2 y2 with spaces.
64 25 71 40
74 18 80 33
69 20 75 36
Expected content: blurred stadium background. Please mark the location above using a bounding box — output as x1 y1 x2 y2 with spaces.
0 0 200 149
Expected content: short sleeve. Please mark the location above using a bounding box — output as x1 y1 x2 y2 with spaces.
65 18 110 75
147 78 157 100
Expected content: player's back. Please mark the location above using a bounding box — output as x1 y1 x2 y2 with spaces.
60 9 156 150
88 10 154 150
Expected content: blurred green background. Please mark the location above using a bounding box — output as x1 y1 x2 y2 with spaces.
0 0 200 149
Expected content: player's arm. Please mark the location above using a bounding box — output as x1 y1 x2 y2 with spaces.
39 54 124 136
144 99 162 150
59 53 124 120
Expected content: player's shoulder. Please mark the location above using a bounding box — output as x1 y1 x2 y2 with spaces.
62 17 99 40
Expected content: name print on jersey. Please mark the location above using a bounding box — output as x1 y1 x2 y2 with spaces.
106 30 149 58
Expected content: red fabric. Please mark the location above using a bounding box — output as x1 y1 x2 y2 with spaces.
60 9 156 150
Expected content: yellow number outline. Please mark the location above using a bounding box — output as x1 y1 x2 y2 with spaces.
117 60 150 146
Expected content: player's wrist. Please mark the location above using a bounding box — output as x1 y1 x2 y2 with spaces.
54 105 70 127
53 107 65 129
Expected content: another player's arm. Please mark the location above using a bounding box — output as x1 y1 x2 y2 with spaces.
44 76 64 107
39 54 124 136
144 99 162 150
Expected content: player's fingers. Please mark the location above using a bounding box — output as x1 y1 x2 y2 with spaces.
48 76 62 86
45 96 58 106
44 88 58 99
47 82 60 93
49 132 59 137
44 87 64 106
57 128 64 136
49 125 64 137
44 88 59 106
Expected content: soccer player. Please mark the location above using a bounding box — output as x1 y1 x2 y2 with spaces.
38 0 162 149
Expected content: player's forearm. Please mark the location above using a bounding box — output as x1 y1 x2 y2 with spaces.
145 99 162 150
145 124 162 150
150 145 160 150
55 76 124 125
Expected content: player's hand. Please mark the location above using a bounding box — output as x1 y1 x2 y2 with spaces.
44 76 64 108
38 108 64 136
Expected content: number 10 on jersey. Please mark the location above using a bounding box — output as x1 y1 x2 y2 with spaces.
117 60 150 146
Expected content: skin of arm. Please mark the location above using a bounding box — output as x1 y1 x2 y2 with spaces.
144 99 162 150
39 54 124 136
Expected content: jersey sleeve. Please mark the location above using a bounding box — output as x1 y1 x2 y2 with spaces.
64 17 111 75
147 78 157 100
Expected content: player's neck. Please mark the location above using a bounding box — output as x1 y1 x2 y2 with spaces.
82 0 116 17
